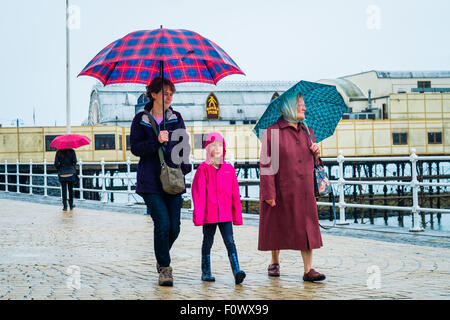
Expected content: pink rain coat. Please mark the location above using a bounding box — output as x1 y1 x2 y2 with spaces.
192 132 243 226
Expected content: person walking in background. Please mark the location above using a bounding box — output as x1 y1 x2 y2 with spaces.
191 132 246 285
130 76 192 287
258 93 326 282
54 148 77 211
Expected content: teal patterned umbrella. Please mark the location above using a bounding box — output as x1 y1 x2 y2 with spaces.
253 80 347 143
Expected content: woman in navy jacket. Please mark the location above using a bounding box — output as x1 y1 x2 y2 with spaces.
54 148 77 211
130 76 192 286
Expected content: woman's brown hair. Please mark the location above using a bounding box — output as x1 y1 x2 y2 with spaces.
144 77 176 111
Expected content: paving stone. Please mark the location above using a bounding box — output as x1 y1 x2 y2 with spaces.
0 198 449 300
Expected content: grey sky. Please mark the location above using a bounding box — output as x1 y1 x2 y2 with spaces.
1 0 449 127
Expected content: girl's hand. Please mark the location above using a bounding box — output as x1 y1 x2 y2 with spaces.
158 130 169 143
265 199 276 207
310 143 321 159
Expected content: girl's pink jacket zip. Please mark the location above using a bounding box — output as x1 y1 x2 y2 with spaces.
191 132 243 226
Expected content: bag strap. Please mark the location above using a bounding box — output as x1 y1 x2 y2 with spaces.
306 126 336 229
304 125 313 145
304 126 323 167
319 193 336 230
143 110 165 166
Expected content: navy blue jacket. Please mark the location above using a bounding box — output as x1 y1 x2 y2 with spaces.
130 103 192 194
54 149 77 175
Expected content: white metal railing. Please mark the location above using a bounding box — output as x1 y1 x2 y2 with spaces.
1 149 449 232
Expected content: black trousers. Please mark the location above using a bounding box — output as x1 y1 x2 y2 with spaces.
60 181 74 203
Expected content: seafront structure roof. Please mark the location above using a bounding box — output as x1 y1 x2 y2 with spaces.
375 71 450 78
317 78 366 99
93 80 297 109
340 70 450 79
93 80 298 92
91 80 298 123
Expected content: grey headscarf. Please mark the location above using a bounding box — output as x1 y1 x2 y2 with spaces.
280 93 308 127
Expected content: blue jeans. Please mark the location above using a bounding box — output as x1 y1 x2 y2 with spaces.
202 222 237 257
139 192 182 267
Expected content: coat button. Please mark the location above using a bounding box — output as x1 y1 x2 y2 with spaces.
296 140 300 144
299 175 304 180
298 159 302 163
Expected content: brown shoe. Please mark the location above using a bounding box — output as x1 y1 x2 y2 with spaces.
303 268 326 282
268 263 280 277
159 266 173 286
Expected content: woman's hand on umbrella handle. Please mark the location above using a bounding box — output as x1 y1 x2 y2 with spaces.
265 199 276 207
158 130 169 144
310 143 321 159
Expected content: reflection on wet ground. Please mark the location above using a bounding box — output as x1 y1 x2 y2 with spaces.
0 194 449 300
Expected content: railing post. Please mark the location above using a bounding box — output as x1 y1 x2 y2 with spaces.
230 153 236 168
79 159 84 201
4 160 9 193
43 159 48 197
336 150 349 225
188 154 195 213
409 149 424 232
29 159 33 195
101 158 107 203
16 159 20 194
126 157 132 206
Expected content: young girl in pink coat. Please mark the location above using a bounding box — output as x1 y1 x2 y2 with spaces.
191 132 246 284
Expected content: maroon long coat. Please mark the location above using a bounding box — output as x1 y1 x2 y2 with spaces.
258 117 323 251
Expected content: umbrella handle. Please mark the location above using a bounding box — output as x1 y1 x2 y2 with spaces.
160 60 167 147
160 60 166 131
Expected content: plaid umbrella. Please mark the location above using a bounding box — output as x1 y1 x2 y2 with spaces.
253 80 347 143
78 28 244 86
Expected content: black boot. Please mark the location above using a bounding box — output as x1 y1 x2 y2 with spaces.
62 200 68 211
201 254 215 282
68 199 75 210
228 252 246 284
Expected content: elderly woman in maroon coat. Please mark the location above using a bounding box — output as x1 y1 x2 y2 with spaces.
258 93 326 282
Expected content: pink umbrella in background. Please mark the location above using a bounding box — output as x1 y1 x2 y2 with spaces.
50 134 91 150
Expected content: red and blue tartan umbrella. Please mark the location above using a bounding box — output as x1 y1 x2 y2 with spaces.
78 28 245 86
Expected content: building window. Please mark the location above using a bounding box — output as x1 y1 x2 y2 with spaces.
417 81 431 89
118 135 132 150
428 132 442 144
126 135 131 150
137 93 149 105
393 133 408 145
45 135 61 151
271 92 280 102
95 134 116 150
382 103 388 119
194 134 207 149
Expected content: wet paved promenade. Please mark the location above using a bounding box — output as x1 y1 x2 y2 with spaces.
0 193 449 300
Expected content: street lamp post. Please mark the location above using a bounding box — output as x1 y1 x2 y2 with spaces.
66 0 71 134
